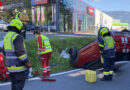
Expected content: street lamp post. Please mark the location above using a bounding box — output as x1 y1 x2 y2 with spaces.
56 0 59 32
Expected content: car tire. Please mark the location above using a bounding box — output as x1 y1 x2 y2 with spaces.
69 46 78 63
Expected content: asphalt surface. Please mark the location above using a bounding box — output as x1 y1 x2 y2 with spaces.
0 32 96 41
1 62 130 90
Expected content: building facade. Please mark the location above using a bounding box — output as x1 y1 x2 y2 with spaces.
112 22 129 31
72 0 95 33
95 9 113 32
59 0 95 33
31 0 117 33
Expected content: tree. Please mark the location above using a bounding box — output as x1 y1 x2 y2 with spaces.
1 0 31 22
44 6 52 23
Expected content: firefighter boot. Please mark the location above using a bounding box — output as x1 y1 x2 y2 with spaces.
100 75 109 81
108 74 113 81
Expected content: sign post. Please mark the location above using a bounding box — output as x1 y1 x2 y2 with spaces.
56 0 59 32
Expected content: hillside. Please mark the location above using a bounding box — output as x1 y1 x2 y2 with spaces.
105 11 130 24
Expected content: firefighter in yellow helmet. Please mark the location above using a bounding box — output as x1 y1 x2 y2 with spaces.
3 19 31 90
15 11 29 39
98 27 115 81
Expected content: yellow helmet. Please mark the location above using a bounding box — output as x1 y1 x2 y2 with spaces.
9 19 23 30
99 27 109 36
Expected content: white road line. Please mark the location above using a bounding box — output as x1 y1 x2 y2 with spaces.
0 82 11 87
0 69 82 87
50 69 82 77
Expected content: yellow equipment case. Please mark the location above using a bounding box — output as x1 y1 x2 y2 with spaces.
85 70 96 83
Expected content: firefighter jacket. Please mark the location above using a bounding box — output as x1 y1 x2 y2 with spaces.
98 36 116 58
3 31 29 72
37 34 52 55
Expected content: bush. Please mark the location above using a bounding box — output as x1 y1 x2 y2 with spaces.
25 37 96 74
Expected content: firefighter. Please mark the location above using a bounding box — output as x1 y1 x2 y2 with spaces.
15 11 34 79
98 27 116 81
3 19 31 90
15 11 29 39
33 30 52 78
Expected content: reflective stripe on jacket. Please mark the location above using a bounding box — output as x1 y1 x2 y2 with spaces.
103 36 115 51
37 34 52 55
3 31 27 72
98 36 115 58
99 36 115 52
15 12 21 19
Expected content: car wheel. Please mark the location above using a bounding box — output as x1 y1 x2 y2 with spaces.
69 46 78 64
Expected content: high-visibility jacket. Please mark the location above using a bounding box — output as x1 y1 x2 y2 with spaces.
3 31 28 72
37 34 52 55
99 36 115 58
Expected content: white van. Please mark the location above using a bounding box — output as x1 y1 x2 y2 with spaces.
0 20 9 32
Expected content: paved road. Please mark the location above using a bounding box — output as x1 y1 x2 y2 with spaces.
1 62 130 90
0 32 96 41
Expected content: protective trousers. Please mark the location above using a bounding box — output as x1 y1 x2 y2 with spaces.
40 52 52 77
103 55 115 80
10 71 26 90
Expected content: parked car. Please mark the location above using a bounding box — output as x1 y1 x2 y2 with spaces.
69 30 130 69
26 21 36 31
40 22 56 32
0 20 9 32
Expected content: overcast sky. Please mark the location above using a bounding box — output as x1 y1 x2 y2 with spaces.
82 0 130 11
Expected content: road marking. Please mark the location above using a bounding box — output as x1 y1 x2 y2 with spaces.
50 69 82 77
0 69 82 87
0 82 11 87
57 35 84 37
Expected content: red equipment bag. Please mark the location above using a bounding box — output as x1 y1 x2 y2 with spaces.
0 54 9 80
0 54 4 68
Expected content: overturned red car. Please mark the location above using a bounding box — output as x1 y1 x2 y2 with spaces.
69 30 130 69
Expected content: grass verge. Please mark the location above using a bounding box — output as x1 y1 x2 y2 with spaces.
25 37 96 75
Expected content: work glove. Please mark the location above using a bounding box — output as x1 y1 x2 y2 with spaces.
25 61 32 68
37 55 40 58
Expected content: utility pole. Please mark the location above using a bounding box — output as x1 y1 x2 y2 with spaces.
56 0 59 32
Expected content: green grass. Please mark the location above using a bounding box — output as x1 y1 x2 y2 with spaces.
25 37 96 75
